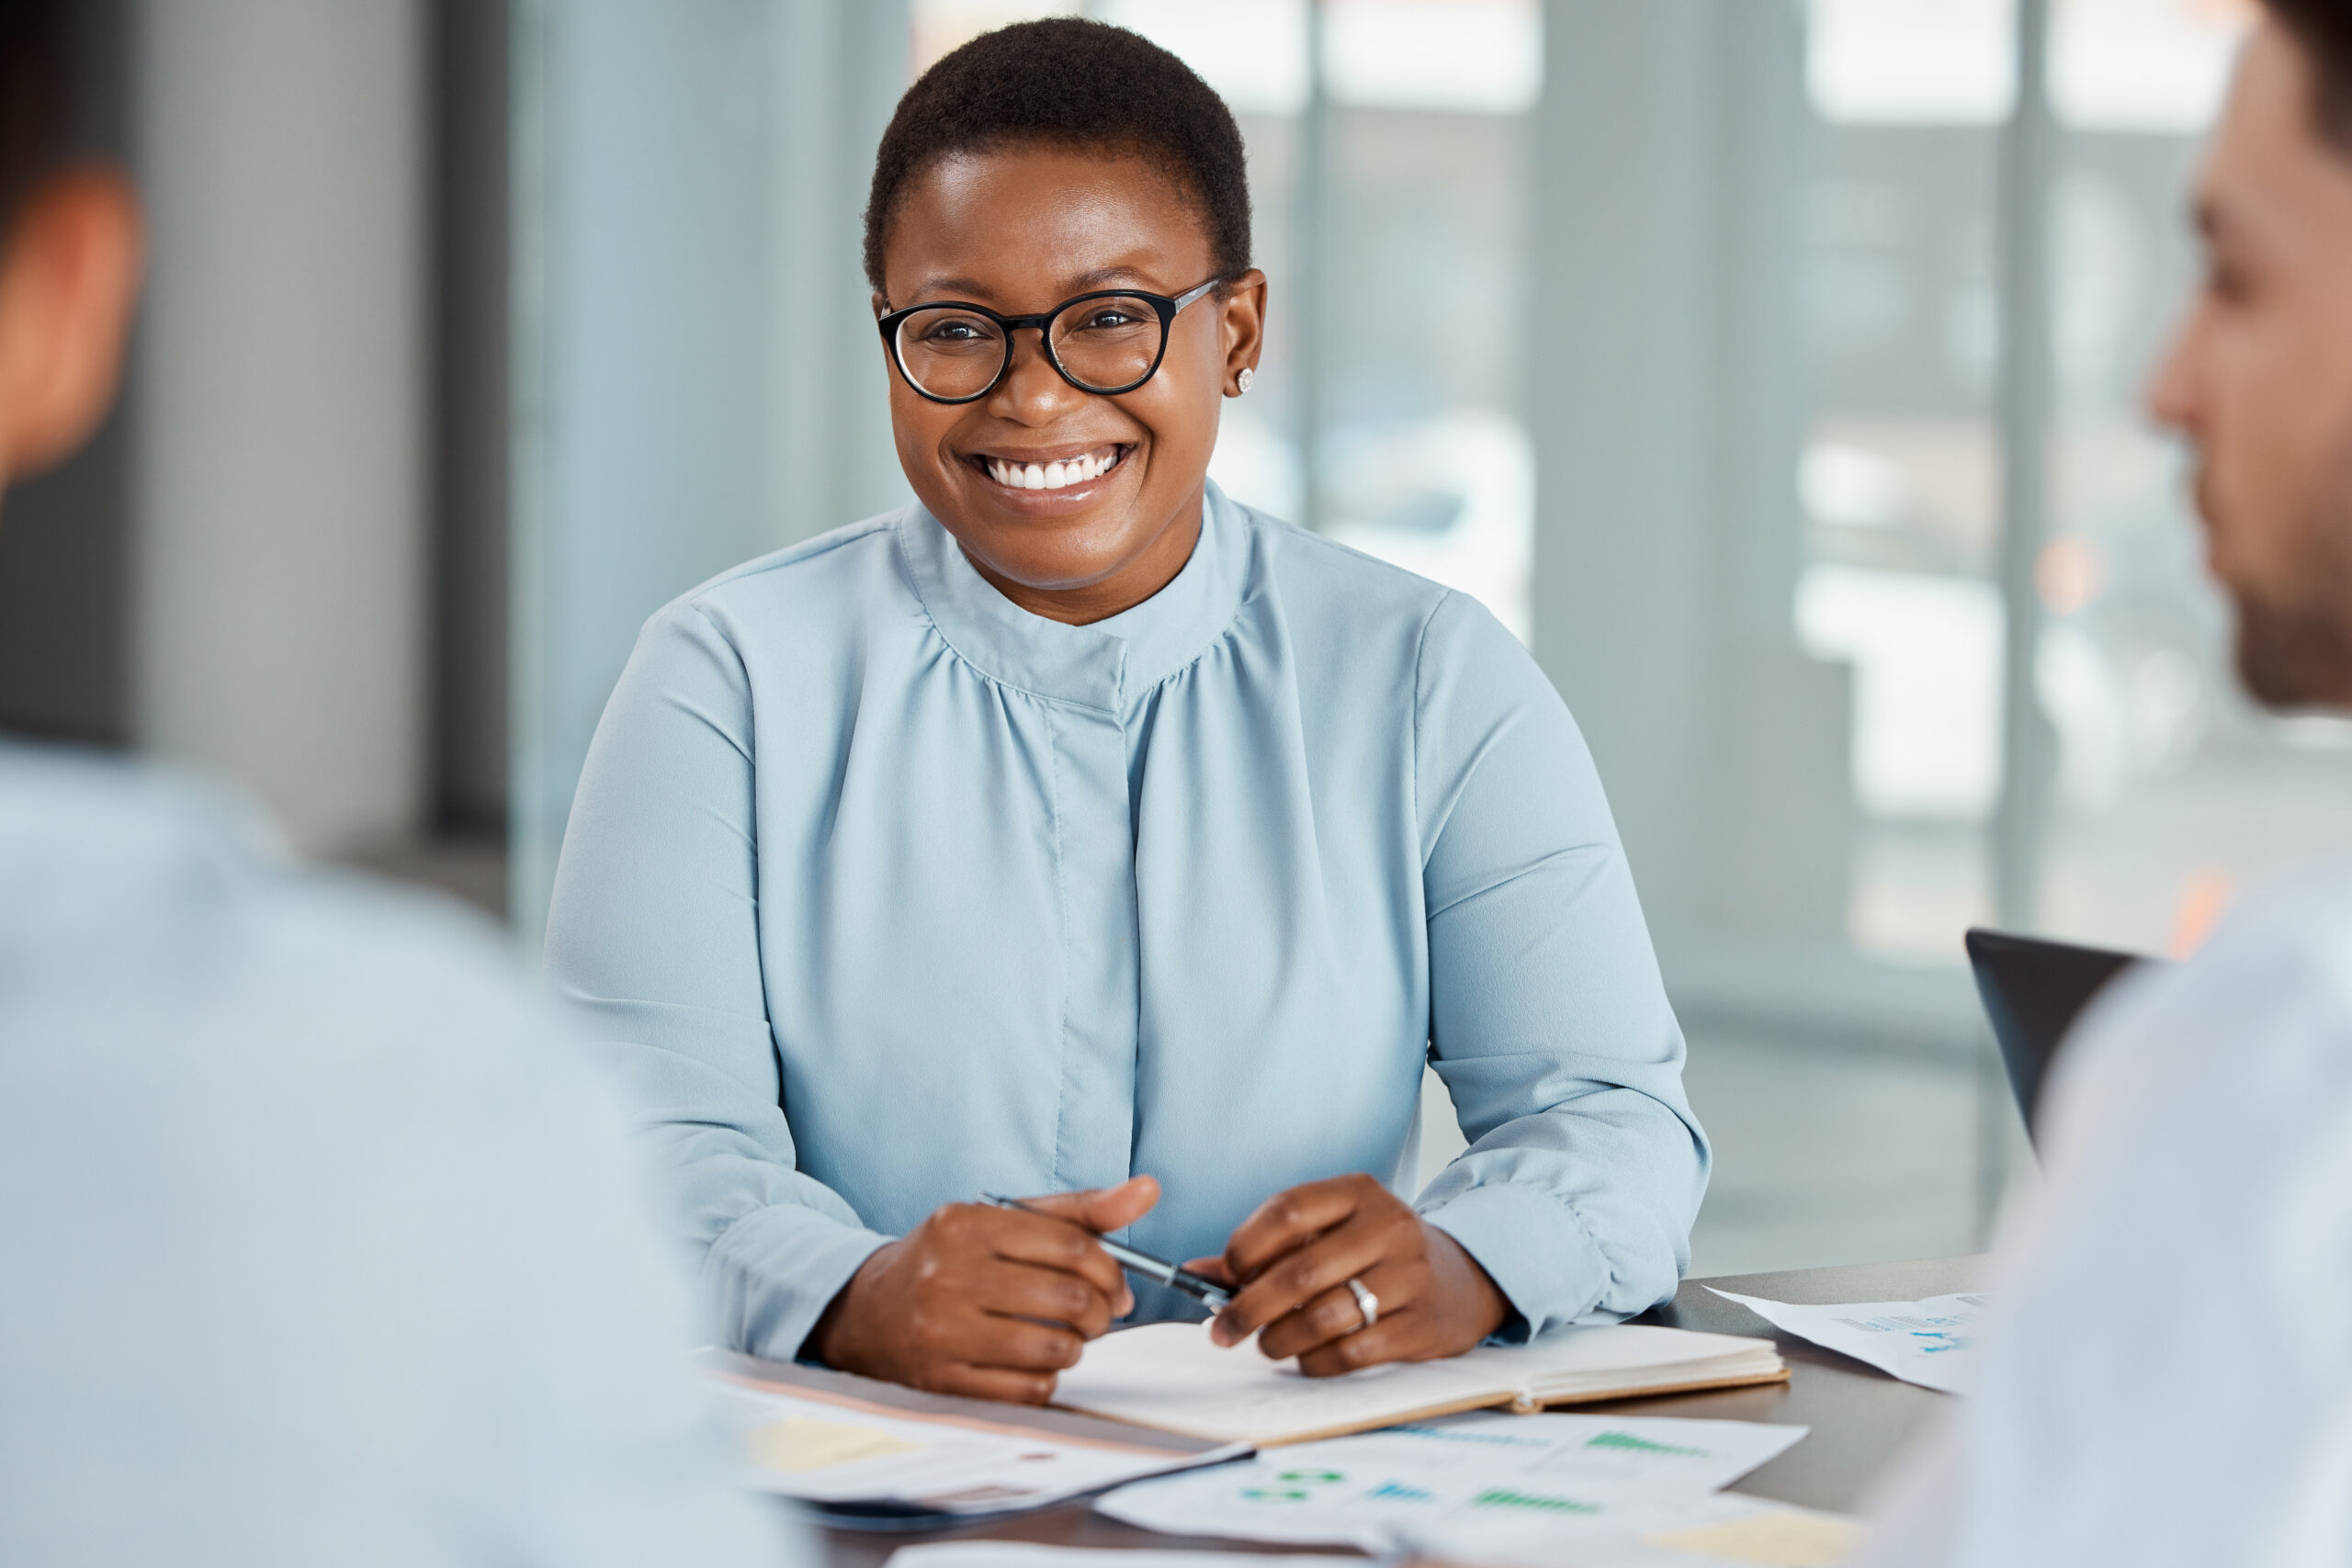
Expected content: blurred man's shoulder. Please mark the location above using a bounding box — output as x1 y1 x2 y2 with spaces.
2196 856 2352 1011
2051 855 2352 1145
0 739 560 1084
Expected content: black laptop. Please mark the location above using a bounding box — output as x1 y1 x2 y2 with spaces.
1963 928 2151 1144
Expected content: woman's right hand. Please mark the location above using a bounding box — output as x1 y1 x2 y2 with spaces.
806 1175 1159 1403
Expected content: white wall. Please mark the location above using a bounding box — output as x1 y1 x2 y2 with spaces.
133 0 428 853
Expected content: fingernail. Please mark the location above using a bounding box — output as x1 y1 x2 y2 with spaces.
1209 1319 1235 1348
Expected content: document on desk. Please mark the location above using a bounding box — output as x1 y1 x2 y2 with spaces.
711 1373 1242 1516
1054 1319 1785 1446
1707 1289 1989 1394
1419 1492 1865 1568
1095 1411 1808 1552
888 1547 1363 1568
896 1511 1860 1568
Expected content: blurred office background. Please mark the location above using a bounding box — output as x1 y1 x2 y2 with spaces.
4 0 2300 1274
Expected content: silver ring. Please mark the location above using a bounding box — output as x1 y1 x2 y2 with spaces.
1345 1276 1379 1331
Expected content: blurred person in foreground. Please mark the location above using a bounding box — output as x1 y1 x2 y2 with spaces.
1859 5 2352 1564
0 6 806 1562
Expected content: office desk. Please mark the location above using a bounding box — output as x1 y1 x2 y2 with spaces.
819 1255 1981 1567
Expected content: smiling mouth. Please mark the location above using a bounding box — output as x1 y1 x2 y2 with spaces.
970 443 1131 492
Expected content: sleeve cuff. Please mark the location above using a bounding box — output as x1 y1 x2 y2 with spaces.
1419 1179 1607 1343
704 1201 892 1363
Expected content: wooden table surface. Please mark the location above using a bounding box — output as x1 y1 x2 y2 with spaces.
818 1254 1981 1566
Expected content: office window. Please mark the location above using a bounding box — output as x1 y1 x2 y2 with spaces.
1796 0 2008 957
1792 0 2256 960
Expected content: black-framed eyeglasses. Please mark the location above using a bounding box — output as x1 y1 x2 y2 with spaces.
876 277 1223 404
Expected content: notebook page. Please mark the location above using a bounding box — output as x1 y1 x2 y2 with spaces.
1453 1323 1783 1399
1055 1323 1508 1445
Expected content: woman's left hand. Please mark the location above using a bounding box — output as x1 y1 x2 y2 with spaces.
1182 1173 1511 1376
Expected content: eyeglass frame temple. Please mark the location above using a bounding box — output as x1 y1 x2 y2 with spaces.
875 276 1225 405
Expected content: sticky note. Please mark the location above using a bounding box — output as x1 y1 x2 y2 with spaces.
1643 1508 1860 1566
746 1416 923 1473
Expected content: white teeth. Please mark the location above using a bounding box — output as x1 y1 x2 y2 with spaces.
988 447 1121 491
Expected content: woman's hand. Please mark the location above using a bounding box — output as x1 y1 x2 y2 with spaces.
807 1175 1159 1403
1185 1174 1510 1376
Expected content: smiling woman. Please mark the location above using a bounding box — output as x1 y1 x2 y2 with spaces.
544 17 1708 1406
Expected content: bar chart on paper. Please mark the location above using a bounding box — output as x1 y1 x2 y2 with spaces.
1706 1289 1989 1393
1094 1411 1809 1551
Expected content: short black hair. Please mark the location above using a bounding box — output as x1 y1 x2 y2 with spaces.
864 17 1251 298
0 0 70 227
2267 0 2352 153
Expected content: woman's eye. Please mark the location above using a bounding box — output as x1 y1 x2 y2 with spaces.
924 320 986 343
1079 309 1140 330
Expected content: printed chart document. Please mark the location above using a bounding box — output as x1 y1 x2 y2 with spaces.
1418 1492 1865 1568
708 1359 1239 1517
1706 1289 1987 1395
890 1520 1860 1568
1095 1411 1809 1551
1054 1320 1785 1445
888 1546 1362 1568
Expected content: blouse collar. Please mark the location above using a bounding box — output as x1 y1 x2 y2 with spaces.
895 482 1248 713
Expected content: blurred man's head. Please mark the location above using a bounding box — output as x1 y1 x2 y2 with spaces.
0 0 140 496
2150 3 2352 708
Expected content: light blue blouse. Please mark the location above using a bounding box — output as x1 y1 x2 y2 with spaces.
546 485 1707 1362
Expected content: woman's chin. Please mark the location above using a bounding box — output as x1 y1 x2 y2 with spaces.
941 496 1149 589
961 536 1143 597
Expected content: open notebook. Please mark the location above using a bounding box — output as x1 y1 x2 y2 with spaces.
1053 1321 1786 1447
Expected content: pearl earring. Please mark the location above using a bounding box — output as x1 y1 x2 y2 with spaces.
1235 367 1254 395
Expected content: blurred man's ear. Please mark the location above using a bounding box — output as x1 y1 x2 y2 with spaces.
0 168 141 486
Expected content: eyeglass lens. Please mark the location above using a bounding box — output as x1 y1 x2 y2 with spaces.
894 295 1166 400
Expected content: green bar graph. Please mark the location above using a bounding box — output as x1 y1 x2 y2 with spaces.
1471 1488 1600 1514
1586 1430 1707 1458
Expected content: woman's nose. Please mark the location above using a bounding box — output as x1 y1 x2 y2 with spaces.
989 327 1090 422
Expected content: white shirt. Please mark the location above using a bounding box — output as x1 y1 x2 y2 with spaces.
1860 862 2352 1566
0 741 810 1567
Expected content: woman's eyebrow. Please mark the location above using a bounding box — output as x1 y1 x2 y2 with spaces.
1062 265 1159 290
900 265 1167 303
903 274 994 300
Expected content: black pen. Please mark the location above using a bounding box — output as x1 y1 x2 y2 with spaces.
981 1192 1234 1312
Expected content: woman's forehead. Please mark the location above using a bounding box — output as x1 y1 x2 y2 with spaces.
883 144 1214 306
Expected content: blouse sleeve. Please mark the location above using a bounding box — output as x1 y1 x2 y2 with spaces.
544 601 888 1362
1408 591 1710 1338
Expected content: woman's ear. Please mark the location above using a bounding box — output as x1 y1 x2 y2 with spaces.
0 168 142 484
1219 268 1267 397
